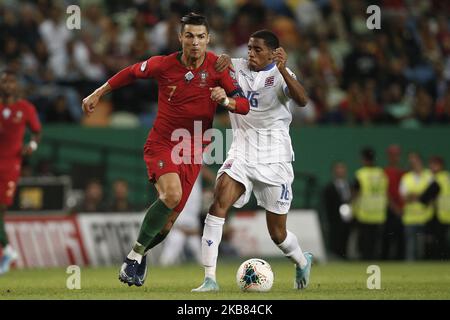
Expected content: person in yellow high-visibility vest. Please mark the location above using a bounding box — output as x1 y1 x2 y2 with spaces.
419 156 450 259
399 153 433 261
352 147 388 260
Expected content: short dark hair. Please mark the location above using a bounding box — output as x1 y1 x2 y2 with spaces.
430 156 445 167
180 12 209 33
361 147 376 162
250 30 280 50
86 178 103 188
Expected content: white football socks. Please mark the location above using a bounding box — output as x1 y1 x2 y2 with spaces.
201 213 225 281
277 230 307 269
127 248 143 264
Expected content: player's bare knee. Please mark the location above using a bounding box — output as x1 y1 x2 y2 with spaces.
160 190 182 209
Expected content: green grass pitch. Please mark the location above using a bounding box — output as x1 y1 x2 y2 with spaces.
1 260 449 299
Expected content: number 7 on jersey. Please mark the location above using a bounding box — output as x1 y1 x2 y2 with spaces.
168 86 177 101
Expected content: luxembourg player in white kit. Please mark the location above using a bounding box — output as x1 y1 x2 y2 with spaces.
193 30 312 292
221 57 297 214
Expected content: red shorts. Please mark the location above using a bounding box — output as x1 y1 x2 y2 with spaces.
0 160 21 206
144 145 201 213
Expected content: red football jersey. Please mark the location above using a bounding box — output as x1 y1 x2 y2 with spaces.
0 99 41 160
109 51 243 149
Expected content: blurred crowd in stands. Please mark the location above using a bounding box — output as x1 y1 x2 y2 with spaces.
1 0 450 127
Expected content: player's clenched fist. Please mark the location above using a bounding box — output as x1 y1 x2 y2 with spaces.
209 87 227 104
274 47 287 70
82 92 100 116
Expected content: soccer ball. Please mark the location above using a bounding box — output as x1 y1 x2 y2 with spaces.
236 258 274 292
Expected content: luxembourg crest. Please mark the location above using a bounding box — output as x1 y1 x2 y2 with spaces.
264 76 275 87
223 160 233 170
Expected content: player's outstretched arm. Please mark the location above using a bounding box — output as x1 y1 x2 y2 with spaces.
209 87 249 115
82 82 112 116
82 56 162 116
274 47 308 107
82 61 142 116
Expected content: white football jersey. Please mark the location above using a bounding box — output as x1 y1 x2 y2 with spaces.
227 58 299 163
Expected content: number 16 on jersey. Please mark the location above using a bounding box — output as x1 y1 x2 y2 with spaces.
246 91 259 108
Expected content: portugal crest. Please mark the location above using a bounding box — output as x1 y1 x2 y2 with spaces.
199 70 208 87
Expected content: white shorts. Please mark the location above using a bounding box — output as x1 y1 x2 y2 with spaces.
217 158 294 214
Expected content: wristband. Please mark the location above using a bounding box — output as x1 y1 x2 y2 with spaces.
29 141 38 151
221 97 230 107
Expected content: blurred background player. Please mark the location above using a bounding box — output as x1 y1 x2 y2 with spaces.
158 169 214 266
352 147 388 260
192 30 312 292
0 69 41 274
81 13 249 286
